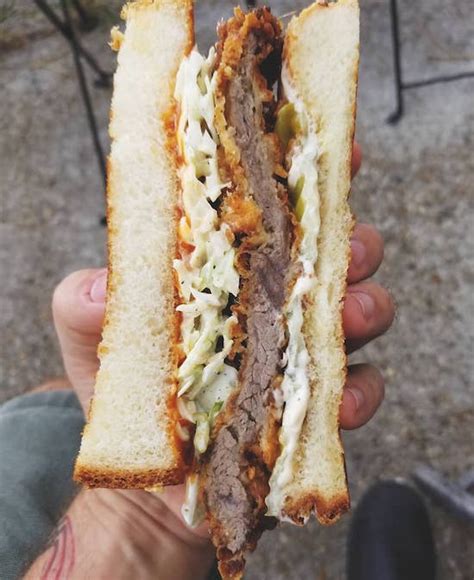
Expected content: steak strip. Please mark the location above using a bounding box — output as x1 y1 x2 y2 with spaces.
204 10 294 578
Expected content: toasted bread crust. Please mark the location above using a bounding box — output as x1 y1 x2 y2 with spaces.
75 465 183 488
283 489 351 526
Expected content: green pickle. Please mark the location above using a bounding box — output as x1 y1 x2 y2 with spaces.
295 192 305 221
293 176 305 200
289 175 305 218
289 175 304 206
209 400 223 425
276 103 296 149
276 103 306 220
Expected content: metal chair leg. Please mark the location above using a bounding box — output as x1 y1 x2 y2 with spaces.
387 0 404 124
60 0 107 190
71 0 98 32
33 0 111 86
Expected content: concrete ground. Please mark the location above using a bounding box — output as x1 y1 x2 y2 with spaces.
1 0 473 578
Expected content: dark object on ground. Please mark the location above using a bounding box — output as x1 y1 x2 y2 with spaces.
347 480 436 580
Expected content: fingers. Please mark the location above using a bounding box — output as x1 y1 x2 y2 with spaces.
348 223 384 284
52 268 107 410
351 141 362 178
340 364 385 430
343 281 395 354
53 269 106 335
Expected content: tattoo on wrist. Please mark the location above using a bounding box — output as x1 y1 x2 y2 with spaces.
40 516 75 580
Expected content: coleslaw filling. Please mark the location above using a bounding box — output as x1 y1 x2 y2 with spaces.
174 48 240 526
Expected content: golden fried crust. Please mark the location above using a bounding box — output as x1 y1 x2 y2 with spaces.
201 8 289 577
213 4 287 376
214 7 282 202
207 509 277 580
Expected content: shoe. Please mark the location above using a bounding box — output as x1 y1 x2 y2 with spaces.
347 480 436 580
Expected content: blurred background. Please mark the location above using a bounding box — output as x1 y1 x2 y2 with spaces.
1 0 473 578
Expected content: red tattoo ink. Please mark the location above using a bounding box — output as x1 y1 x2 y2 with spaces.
40 516 75 580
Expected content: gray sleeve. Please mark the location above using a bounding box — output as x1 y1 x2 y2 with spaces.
0 390 84 580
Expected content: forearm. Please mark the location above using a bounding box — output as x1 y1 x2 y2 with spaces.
25 489 214 580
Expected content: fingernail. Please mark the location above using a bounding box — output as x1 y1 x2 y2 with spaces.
350 291 375 320
90 270 107 303
350 239 366 269
348 386 365 412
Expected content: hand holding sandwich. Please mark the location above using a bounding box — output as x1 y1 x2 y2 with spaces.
25 152 394 580
54 159 392 432
28 2 397 577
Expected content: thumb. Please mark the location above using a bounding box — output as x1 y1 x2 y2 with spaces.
52 268 107 411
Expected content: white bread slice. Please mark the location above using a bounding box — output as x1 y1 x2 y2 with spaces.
74 0 194 488
280 0 359 524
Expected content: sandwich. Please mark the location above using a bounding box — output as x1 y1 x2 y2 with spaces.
74 0 360 576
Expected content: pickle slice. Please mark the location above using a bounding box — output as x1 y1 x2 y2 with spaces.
295 193 305 221
289 174 304 205
276 103 296 149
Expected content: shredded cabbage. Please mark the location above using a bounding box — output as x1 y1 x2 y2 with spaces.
174 48 240 456
181 474 204 527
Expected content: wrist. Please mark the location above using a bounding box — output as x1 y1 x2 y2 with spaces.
26 488 214 580
89 488 215 579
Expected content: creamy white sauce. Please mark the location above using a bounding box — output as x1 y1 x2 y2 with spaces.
266 67 321 518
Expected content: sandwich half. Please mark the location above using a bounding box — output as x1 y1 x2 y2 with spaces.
75 0 360 576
